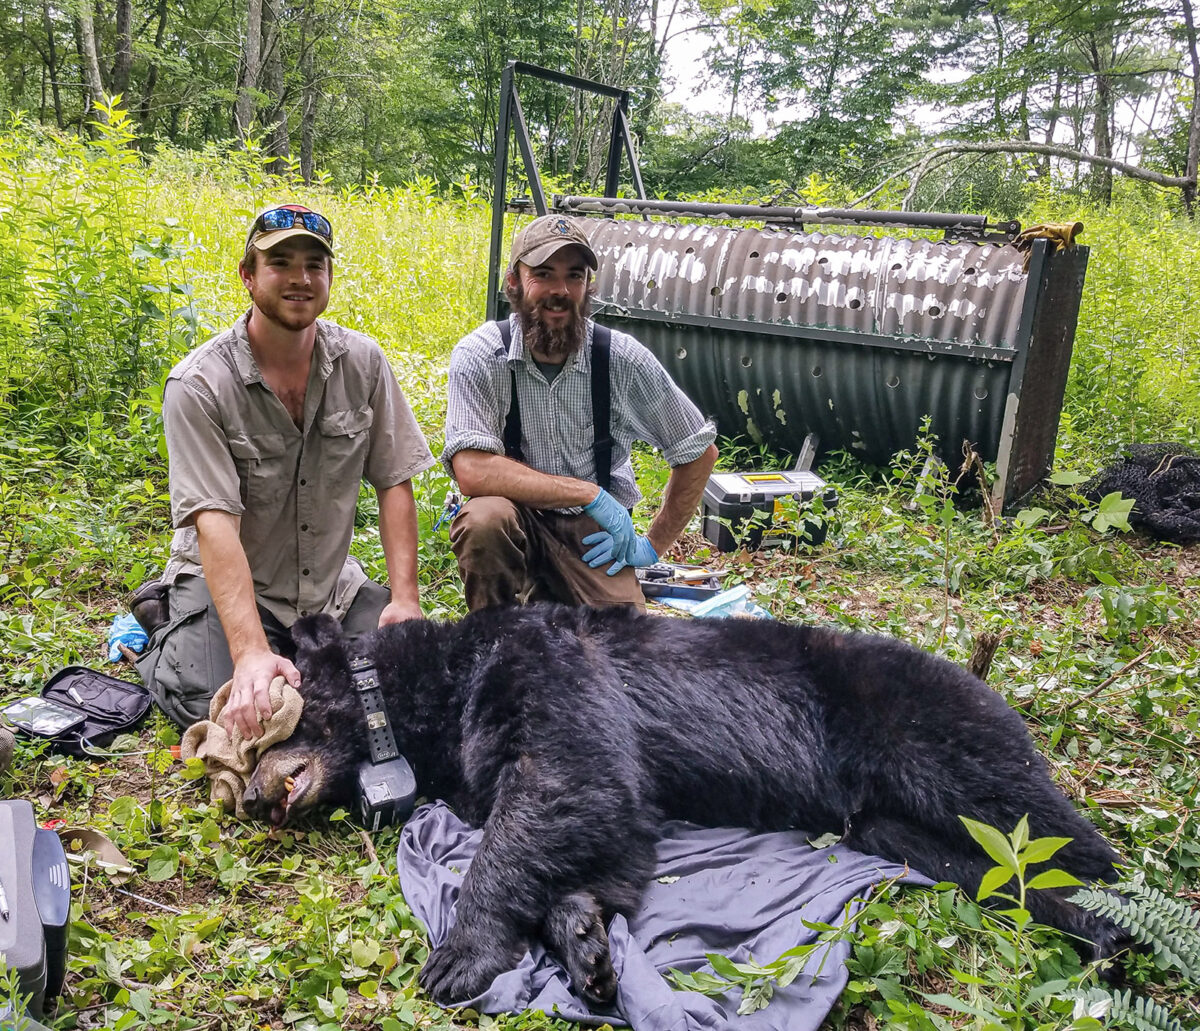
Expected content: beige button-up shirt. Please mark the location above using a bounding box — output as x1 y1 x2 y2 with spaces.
162 313 435 625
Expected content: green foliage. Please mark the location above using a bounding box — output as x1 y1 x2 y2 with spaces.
1071 881 1200 980
1074 988 1186 1031
0 135 1198 1029
667 889 902 1014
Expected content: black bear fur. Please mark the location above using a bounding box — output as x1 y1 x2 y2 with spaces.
243 603 1125 1006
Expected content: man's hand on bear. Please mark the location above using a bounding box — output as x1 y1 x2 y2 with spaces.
378 599 425 627
223 649 302 740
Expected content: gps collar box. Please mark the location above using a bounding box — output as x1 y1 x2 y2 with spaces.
348 653 416 831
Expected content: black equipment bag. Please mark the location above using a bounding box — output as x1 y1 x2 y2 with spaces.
1 666 152 757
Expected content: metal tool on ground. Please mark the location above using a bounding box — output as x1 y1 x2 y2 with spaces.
635 562 723 601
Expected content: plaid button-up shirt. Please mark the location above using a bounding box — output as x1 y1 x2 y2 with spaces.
443 315 716 512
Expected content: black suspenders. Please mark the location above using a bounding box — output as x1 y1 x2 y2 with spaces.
497 319 613 492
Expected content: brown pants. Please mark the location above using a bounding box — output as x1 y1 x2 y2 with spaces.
449 496 646 612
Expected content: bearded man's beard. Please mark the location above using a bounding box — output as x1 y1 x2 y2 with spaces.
510 282 592 360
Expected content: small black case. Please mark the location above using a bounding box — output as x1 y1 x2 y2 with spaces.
4 666 152 757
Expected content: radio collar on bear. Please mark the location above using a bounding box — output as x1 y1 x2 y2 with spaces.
348 651 417 830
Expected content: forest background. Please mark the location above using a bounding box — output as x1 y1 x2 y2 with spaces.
1 0 1200 1029
3 0 1200 207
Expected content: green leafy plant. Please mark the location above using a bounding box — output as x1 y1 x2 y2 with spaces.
1070 881 1200 979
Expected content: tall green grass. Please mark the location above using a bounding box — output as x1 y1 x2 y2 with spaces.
1 108 1198 606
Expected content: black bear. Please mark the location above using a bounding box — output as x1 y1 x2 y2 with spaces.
243 603 1124 1006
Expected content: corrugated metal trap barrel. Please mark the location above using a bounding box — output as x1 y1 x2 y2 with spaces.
505 215 1085 510
487 63 1087 510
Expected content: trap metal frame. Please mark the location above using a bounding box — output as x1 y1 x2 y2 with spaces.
488 60 1089 510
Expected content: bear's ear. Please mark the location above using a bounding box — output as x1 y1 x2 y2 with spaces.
292 613 344 655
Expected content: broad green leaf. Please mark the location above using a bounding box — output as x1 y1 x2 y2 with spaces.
959 817 1018 871
1026 869 1084 891
1015 507 1050 527
1019 836 1073 865
146 845 180 882
707 953 742 979
1090 492 1134 533
976 864 1014 900
352 938 381 968
1048 470 1088 485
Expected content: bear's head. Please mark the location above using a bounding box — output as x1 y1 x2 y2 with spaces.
244 614 369 825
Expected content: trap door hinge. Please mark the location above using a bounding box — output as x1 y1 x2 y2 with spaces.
348 654 400 764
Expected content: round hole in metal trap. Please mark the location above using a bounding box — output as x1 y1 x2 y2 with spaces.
685 246 695 255
710 286 722 296
776 292 787 302
848 297 862 309
928 305 943 317
964 267 977 276
676 347 687 360
647 278 656 290
740 355 753 368
749 250 760 258
887 374 900 389
811 366 822 378
974 386 989 400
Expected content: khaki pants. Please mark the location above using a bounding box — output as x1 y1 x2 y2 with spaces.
135 573 390 728
449 496 646 612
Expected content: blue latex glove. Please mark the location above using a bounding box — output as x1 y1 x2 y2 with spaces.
581 488 635 568
623 534 659 570
581 531 626 575
107 612 149 663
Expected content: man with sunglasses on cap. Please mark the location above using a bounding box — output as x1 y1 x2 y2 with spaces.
135 204 435 738
443 214 718 610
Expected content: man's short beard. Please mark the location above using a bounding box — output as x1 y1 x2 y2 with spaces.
507 280 593 360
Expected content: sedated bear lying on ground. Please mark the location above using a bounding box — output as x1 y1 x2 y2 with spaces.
243 603 1125 1006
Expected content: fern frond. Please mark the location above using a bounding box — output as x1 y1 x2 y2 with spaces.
1070 883 1200 979
1075 988 1184 1031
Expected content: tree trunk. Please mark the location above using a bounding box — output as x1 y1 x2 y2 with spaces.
138 0 169 132
42 2 64 127
112 0 132 98
1181 0 1200 215
1042 69 1062 178
235 0 264 142
1086 34 1114 203
298 0 317 183
261 0 291 172
76 1 108 123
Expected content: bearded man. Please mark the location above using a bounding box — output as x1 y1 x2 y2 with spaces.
443 214 718 610
135 204 435 735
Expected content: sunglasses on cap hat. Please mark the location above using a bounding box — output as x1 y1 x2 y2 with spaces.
248 206 334 246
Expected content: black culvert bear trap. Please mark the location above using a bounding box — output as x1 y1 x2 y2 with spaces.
1 666 152 757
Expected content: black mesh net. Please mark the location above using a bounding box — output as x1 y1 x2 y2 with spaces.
1082 443 1200 544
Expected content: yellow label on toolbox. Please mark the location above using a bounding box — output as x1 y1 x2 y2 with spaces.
742 473 788 483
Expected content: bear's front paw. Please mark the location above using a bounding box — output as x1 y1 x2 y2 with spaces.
419 932 524 1004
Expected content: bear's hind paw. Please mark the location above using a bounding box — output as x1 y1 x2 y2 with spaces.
419 935 523 1005
543 892 617 1006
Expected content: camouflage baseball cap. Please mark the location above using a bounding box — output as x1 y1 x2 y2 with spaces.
509 215 597 271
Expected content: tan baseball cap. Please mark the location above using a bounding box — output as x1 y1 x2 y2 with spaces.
510 215 597 271
245 204 335 256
